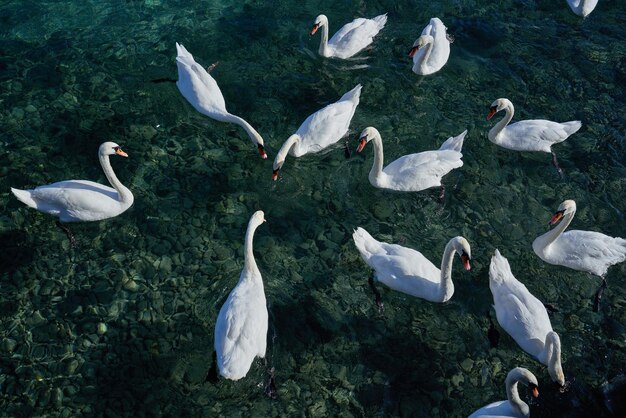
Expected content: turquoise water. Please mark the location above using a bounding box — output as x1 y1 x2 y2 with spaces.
1 0 626 416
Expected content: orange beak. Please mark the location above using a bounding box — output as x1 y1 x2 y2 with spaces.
258 144 267 159
356 137 367 152
487 107 497 120
115 148 128 157
408 46 418 58
272 169 279 181
461 254 471 271
531 386 539 398
311 24 319 35
549 211 564 225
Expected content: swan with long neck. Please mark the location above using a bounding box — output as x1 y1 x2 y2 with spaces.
352 228 471 303
214 210 268 380
567 0 598 17
408 18 451 75
468 367 539 418
272 84 361 180
175 43 267 159
356 126 466 192
311 13 387 59
532 200 626 310
489 249 565 386
11 141 134 222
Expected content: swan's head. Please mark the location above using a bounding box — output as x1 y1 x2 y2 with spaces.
452 236 471 270
408 35 433 58
99 142 128 158
487 98 512 120
250 210 267 226
311 15 328 35
549 199 576 225
258 144 267 159
508 367 540 398
356 127 380 152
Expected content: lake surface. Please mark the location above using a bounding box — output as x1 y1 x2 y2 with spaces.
1 0 625 416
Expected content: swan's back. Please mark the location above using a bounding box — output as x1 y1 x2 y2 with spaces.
380 148 462 191
214 273 268 380
499 119 581 152
468 400 517 418
328 14 387 58
175 43 227 115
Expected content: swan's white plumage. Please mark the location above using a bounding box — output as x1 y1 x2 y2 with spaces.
352 227 470 303
11 142 133 222
487 98 581 153
567 0 598 17
468 367 538 418
175 43 266 156
214 211 268 380
533 200 626 277
410 17 451 75
489 250 565 385
312 14 387 59
272 85 361 176
357 127 465 192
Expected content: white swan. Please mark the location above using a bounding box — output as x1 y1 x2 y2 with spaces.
11 142 134 222
567 0 598 18
356 127 466 192
533 199 626 277
175 43 267 159
214 210 268 380
409 17 451 75
352 228 471 303
468 367 539 418
272 84 361 180
489 249 565 386
311 14 387 59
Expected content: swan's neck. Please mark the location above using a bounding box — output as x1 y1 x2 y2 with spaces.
488 103 514 143
534 208 576 253
438 239 457 302
542 331 563 383
368 134 385 186
505 377 529 417
275 134 300 170
419 38 434 68
243 220 261 278
318 23 330 57
222 113 263 146
99 154 133 205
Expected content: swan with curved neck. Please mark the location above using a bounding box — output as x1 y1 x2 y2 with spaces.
272 84 361 180
469 367 539 418
356 126 466 192
175 43 267 159
11 141 134 222
532 200 626 310
408 18 451 75
489 249 565 386
353 228 471 303
311 13 387 59
567 0 598 17
214 210 268 380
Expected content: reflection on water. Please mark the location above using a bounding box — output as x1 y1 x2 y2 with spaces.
1 0 626 416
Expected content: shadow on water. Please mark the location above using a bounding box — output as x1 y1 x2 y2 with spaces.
0 230 34 278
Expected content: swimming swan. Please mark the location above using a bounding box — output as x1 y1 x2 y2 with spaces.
409 17 451 75
311 14 387 59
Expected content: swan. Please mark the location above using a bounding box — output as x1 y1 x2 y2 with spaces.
175 42 267 159
11 142 134 223
311 13 387 59
468 367 539 418
532 199 626 310
272 84 361 180
566 0 598 18
356 127 466 194
487 98 581 174
352 227 471 303
409 17 452 75
214 210 268 380
489 249 565 386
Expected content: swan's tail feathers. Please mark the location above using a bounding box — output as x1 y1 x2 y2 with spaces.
562 121 582 137
489 249 513 285
439 129 468 152
11 188 37 209
352 227 382 261
340 84 363 103
175 42 197 68
373 14 388 29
